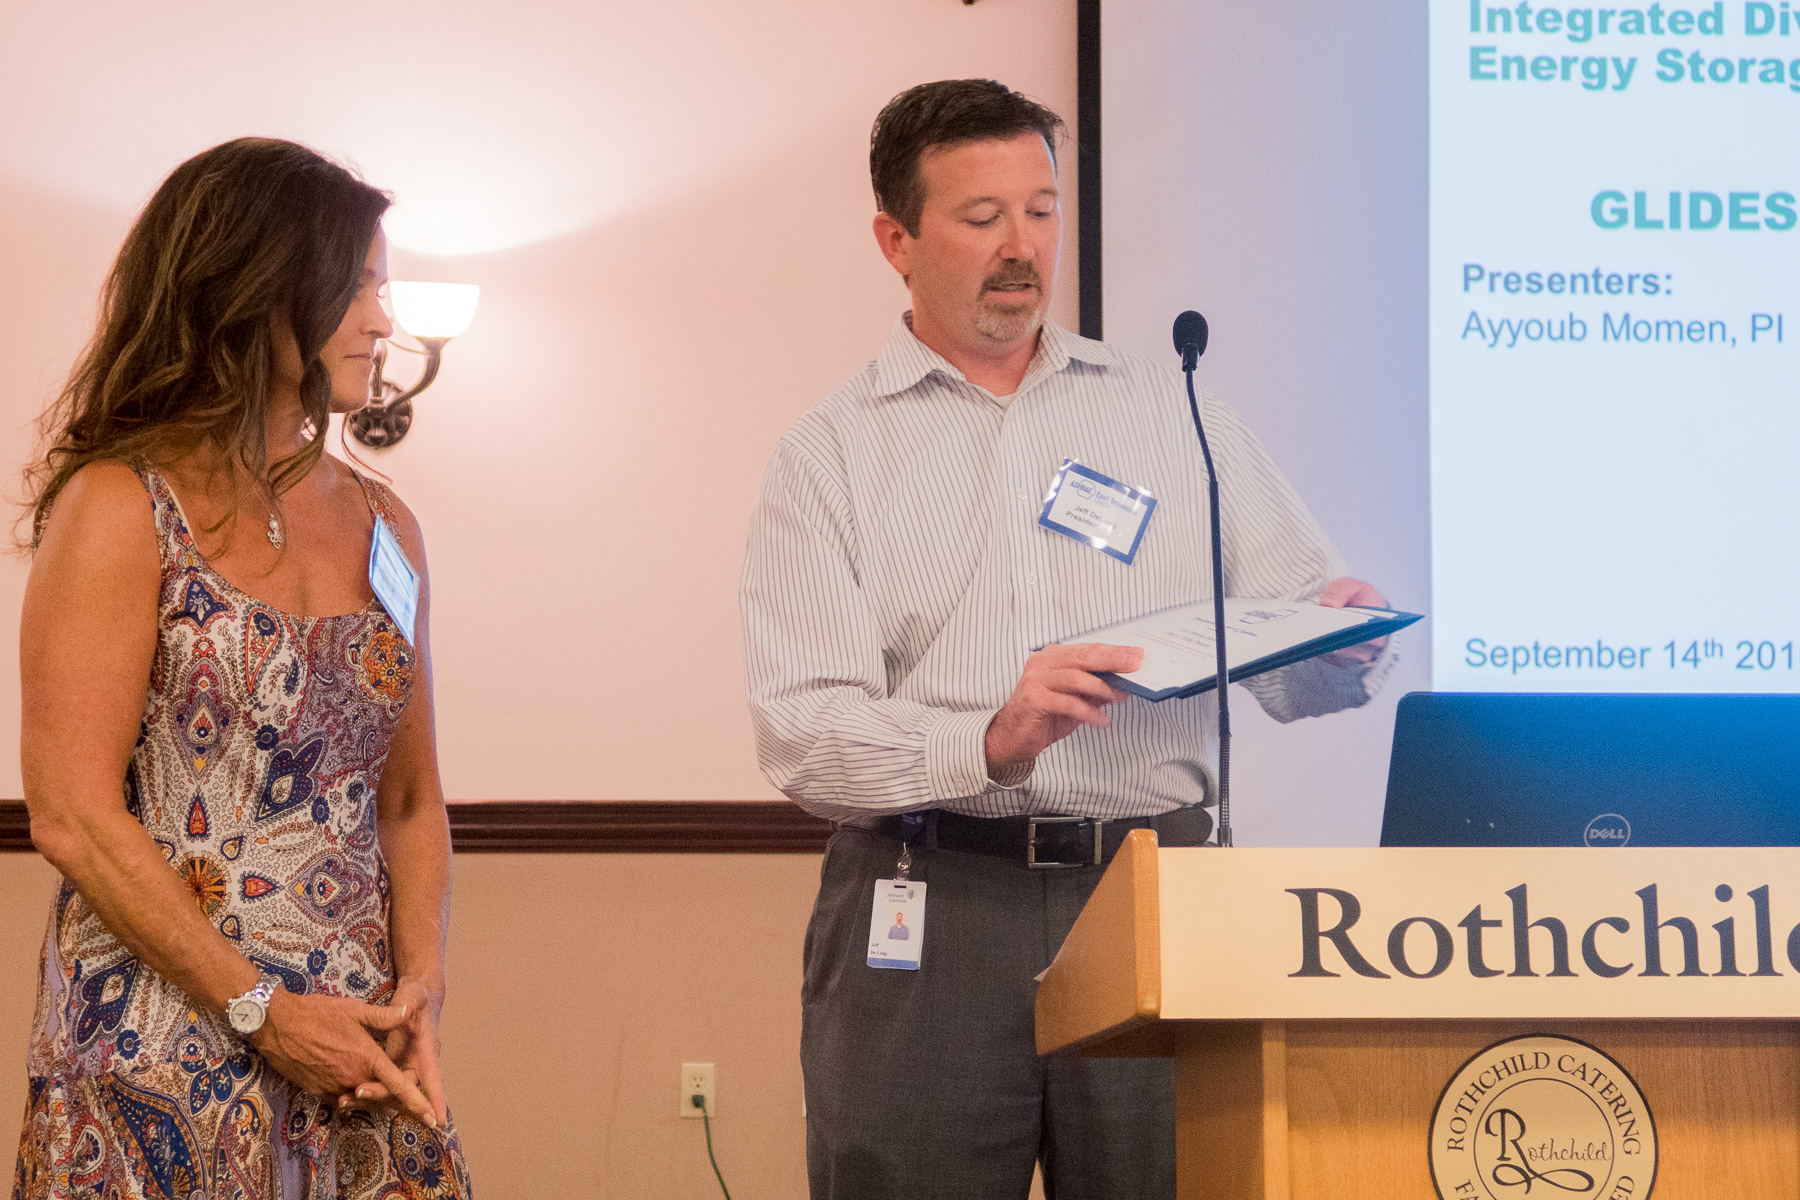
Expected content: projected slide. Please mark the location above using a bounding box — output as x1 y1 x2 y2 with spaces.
1431 1 1800 692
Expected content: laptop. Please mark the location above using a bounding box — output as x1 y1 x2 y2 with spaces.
1379 692 1800 847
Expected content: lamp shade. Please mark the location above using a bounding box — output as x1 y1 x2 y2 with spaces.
389 281 480 339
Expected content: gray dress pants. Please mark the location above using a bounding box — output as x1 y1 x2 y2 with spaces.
801 826 1176 1200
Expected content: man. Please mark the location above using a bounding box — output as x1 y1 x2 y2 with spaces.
741 79 1394 1199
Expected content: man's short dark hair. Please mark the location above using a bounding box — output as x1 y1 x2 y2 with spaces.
870 79 1065 238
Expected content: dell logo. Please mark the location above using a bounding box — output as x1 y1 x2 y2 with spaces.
1584 813 1632 847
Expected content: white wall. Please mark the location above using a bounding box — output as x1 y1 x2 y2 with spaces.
0 0 1077 802
1103 1 1431 845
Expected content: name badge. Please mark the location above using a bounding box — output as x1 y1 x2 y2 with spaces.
1038 458 1156 565
368 516 420 644
867 879 926 970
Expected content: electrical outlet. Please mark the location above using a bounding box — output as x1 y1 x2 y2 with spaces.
681 1062 716 1119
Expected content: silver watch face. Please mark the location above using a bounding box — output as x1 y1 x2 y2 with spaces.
228 996 266 1035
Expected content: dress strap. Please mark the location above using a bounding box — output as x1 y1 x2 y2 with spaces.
349 469 397 527
348 469 417 564
129 462 192 572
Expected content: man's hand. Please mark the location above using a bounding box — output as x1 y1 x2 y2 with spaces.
985 643 1142 776
1318 576 1389 666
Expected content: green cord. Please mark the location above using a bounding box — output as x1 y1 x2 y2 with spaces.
701 1107 732 1200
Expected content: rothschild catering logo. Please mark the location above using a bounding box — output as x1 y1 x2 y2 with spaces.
1429 1035 1657 1200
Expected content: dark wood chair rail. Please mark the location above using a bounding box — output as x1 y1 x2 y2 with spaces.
0 799 832 855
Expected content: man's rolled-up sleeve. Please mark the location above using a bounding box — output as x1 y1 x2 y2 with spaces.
741 438 1000 821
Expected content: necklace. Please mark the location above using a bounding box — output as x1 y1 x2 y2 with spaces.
267 511 283 549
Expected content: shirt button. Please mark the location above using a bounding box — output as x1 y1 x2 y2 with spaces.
1025 572 1038 586
1018 490 1029 502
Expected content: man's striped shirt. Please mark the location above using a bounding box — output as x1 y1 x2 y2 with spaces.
741 316 1392 822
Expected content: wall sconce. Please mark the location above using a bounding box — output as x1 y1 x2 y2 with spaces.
348 281 481 448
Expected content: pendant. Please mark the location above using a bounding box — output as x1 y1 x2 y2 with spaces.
267 512 283 549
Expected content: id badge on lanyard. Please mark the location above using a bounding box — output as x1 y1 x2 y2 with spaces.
867 842 926 970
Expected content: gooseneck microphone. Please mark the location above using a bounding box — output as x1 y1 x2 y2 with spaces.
1172 310 1232 847
1174 310 1209 372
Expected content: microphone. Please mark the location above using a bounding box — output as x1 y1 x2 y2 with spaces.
1171 310 1232 847
1173 309 1209 372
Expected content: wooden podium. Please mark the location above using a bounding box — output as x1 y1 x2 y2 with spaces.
1035 832 1800 1199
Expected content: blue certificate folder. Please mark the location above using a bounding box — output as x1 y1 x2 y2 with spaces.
1070 599 1423 703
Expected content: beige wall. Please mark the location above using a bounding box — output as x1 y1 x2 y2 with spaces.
441 853 823 1194
0 0 1078 802
1 852 826 1194
0 858 56 1169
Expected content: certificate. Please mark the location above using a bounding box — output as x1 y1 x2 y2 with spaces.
1069 599 1423 702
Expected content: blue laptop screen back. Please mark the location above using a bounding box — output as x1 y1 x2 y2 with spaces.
1380 692 1800 848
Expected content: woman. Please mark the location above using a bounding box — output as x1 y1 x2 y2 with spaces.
14 138 472 1197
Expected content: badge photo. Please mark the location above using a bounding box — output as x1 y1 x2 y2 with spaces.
867 879 926 971
1037 458 1157 565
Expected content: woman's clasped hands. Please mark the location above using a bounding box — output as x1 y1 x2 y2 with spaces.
249 974 447 1130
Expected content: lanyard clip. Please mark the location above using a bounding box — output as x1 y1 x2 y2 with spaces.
895 810 930 880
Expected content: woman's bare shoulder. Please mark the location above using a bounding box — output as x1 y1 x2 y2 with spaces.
30 460 161 587
39 461 156 544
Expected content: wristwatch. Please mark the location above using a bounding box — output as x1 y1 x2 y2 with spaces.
226 973 282 1036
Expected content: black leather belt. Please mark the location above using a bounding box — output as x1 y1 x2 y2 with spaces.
859 806 1214 868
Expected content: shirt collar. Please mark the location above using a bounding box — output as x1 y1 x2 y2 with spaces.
1033 317 1120 375
870 311 1119 400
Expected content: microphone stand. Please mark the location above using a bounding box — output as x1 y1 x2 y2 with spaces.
1180 352 1233 847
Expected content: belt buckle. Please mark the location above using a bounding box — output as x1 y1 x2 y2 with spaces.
1027 816 1104 869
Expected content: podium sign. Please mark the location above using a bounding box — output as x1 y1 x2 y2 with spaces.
1036 833 1800 1200
1167 846 1800 1021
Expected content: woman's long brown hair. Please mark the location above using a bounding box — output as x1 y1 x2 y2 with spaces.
22 137 390 548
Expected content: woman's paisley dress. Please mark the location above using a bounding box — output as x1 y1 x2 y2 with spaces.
12 465 472 1199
